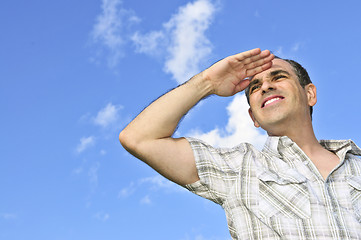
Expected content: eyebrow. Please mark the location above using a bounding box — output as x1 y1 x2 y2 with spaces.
248 69 291 91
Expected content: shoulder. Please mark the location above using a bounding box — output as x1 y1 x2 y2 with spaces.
185 137 262 169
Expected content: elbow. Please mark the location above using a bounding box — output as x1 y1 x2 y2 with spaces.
119 130 130 148
118 130 125 145
119 129 138 152
119 130 145 161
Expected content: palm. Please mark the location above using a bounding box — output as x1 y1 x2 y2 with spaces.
204 48 274 97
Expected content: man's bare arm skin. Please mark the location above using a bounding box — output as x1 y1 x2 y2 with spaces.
119 48 274 186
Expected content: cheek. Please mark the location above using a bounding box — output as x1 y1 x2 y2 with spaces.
288 84 306 101
248 94 260 107
298 88 309 102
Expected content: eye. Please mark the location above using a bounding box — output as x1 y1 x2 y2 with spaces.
274 75 286 81
250 85 260 94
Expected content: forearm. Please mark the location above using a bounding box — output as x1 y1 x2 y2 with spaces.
119 48 274 148
119 73 213 147
119 48 273 185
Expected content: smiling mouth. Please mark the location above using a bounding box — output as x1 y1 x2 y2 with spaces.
262 96 285 108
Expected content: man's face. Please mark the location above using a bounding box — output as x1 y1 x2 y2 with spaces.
247 59 316 132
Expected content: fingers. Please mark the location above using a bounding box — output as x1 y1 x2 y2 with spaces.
234 48 271 64
203 48 274 96
245 61 273 77
232 48 274 75
233 48 261 61
244 52 274 73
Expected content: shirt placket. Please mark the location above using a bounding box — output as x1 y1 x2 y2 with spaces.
289 140 352 239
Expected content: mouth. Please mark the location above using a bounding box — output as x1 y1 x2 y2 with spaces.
261 95 285 108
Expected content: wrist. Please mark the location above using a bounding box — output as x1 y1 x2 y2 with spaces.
187 72 214 98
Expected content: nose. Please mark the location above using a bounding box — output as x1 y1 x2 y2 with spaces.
260 80 275 94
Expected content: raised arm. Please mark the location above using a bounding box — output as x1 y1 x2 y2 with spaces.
119 48 274 186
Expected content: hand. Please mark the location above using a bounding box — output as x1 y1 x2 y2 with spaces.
202 48 274 97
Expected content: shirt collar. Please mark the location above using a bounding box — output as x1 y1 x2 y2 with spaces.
319 139 361 156
262 136 294 156
262 136 361 157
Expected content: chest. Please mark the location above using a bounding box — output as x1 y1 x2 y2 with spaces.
308 151 341 179
223 154 361 239
311 153 340 180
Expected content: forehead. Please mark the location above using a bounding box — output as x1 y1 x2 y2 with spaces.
251 58 296 81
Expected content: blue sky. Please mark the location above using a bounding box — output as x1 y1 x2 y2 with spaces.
1 0 361 239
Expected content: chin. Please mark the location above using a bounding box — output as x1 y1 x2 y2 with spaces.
258 115 289 132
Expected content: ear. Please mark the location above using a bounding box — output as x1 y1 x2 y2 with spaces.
305 83 317 107
248 108 260 128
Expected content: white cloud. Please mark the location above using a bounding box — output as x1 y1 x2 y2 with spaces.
292 42 302 52
163 0 216 84
195 235 206 240
93 103 122 128
1 213 17 220
139 175 185 193
118 175 186 204
274 42 304 58
91 0 140 67
94 211 110 221
274 46 284 57
72 167 83 175
91 0 217 78
132 31 165 55
88 162 100 189
76 136 95 153
188 94 267 149
130 0 217 84
181 233 229 240
140 195 152 205
118 181 136 198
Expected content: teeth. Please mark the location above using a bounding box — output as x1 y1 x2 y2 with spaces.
264 97 281 107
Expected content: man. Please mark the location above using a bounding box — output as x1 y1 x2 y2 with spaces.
119 48 361 239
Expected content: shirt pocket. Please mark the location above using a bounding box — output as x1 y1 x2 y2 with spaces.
257 169 311 219
347 176 361 222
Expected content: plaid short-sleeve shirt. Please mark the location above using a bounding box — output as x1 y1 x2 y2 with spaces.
185 136 361 240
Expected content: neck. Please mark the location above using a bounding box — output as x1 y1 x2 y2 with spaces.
266 115 323 155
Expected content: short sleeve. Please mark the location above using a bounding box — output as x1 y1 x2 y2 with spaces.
184 137 247 205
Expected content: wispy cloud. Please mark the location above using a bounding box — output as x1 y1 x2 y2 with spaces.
118 181 136 198
93 103 123 128
1 213 17 220
188 94 267 149
91 0 217 80
274 46 284 57
72 167 83 175
88 162 100 190
132 31 165 55
274 42 304 58
118 175 186 203
131 0 217 84
72 161 101 204
163 0 216 84
291 42 302 52
94 211 110 221
91 0 140 67
140 195 152 205
139 175 186 192
181 233 229 240
76 136 96 153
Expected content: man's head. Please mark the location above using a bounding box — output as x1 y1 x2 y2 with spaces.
245 57 317 133
245 56 313 115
